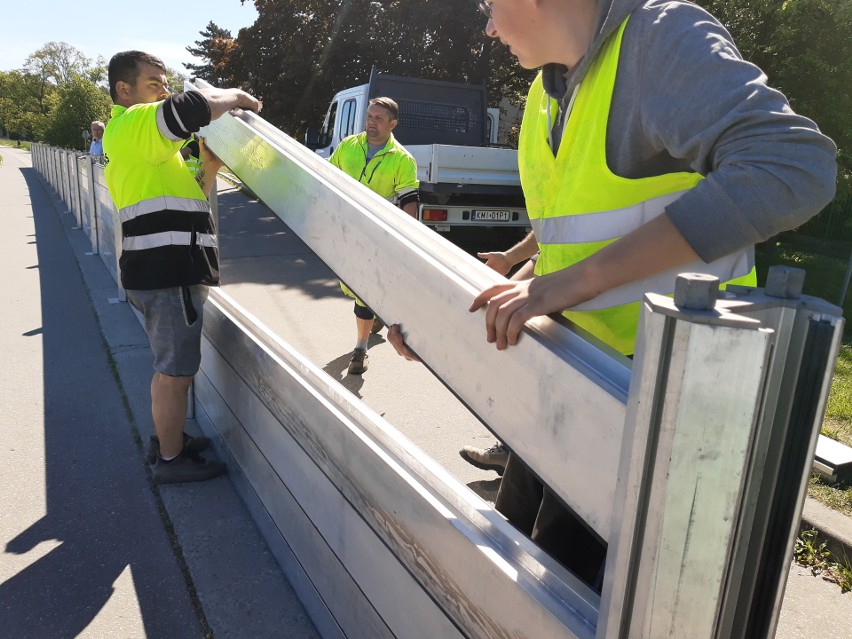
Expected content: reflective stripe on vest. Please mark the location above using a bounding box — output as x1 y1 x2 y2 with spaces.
119 196 210 224
123 231 217 251
518 18 755 354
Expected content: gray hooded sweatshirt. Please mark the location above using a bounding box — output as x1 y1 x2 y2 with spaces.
541 0 837 263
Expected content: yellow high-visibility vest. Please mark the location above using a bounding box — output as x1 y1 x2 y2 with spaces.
519 18 755 354
330 132 418 203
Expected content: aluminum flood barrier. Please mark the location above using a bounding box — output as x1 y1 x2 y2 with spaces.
31 97 845 639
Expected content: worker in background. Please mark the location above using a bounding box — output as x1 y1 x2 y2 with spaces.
329 97 420 376
103 50 261 483
391 0 836 590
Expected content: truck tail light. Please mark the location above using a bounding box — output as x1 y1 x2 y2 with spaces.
422 208 448 222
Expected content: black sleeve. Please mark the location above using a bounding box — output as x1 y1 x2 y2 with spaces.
398 190 420 207
184 138 200 158
161 91 212 139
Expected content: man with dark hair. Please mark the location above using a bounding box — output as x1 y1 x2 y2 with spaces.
103 50 261 483
329 96 420 375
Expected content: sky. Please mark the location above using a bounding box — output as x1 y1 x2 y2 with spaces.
2 0 259 75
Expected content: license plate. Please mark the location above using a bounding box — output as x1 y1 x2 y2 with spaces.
471 209 510 222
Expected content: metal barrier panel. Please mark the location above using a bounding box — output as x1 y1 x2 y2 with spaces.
71 152 83 228
77 156 98 252
48 148 56 192
61 150 72 213
197 290 599 639
92 164 122 295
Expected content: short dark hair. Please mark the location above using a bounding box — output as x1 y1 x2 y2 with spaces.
108 50 166 102
368 97 399 120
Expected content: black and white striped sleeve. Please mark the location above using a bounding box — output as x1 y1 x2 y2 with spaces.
156 91 212 141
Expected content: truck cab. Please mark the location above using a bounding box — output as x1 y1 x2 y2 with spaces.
305 68 530 249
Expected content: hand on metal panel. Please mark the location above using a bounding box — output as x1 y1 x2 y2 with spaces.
387 324 421 362
469 269 596 350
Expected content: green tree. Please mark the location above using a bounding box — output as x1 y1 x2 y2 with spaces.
0 70 56 141
697 0 852 183
185 0 847 171
187 0 532 137
43 76 111 150
185 21 237 87
24 42 96 86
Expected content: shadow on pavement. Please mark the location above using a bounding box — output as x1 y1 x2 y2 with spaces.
0 168 201 638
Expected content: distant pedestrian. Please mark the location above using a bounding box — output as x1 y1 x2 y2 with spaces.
88 121 105 159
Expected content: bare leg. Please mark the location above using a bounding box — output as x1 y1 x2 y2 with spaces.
355 317 372 343
151 372 194 458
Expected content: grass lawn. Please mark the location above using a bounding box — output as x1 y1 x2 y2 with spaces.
757 237 852 517
0 138 31 151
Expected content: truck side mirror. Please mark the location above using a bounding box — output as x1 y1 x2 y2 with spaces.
304 127 321 150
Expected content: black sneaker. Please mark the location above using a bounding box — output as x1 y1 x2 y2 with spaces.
152 450 226 484
348 348 368 375
146 433 211 465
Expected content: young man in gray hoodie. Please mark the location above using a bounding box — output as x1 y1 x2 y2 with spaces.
392 0 837 588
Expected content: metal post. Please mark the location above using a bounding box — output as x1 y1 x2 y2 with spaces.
599 270 843 639
71 152 83 229
86 155 99 254
62 151 72 214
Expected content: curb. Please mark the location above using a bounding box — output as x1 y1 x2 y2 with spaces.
800 497 852 564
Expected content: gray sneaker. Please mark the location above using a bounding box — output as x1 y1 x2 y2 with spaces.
146 433 211 465
459 442 509 475
152 451 226 484
348 347 369 375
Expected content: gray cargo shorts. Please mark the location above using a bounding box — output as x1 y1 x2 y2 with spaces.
126 285 209 377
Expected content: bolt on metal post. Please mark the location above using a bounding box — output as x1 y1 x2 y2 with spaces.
674 273 720 311
765 265 805 299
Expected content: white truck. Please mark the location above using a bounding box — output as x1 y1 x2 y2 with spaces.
305 68 529 248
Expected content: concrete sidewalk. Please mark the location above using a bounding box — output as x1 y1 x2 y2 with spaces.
0 146 318 638
2 144 850 637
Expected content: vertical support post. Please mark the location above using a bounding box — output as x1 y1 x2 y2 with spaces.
63 151 72 214
84 155 99 254
721 266 843 639
600 274 773 639
599 269 844 639
48 149 54 190
72 152 83 228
